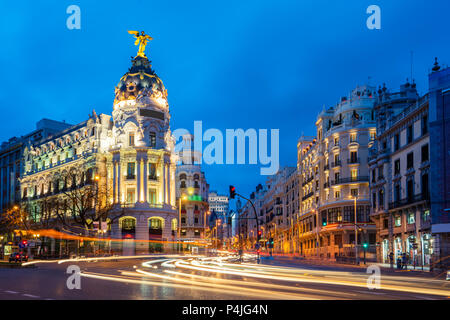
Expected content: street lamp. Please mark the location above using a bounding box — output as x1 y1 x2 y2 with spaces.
354 195 359 265
178 195 187 253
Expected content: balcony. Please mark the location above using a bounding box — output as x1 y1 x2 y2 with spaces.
331 176 369 186
388 193 430 210
347 158 360 164
126 174 136 180
148 174 157 181
331 160 341 168
301 191 314 201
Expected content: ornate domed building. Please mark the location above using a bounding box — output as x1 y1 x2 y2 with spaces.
19 32 179 256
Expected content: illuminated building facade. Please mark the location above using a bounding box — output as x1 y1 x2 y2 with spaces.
297 85 377 260
175 134 210 242
19 39 178 255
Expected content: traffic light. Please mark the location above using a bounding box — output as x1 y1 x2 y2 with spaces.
257 230 262 237
322 217 327 226
363 242 368 249
229 185 236 199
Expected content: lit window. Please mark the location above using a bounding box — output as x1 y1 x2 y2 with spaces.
129 133 135 146
126 189 135 204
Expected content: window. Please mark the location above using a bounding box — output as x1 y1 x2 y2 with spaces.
407 179 414 200
148 163 157 180
149 188 157 204
372 193 376 209
394 215 401 227
350 133 357 143
407 125 413 144
350 151 358 163
370 131 376 141
335 190 341 199
126 189 135 204
422 210 430 222
421 144 429 162
351 169 358 181
378 189 384 207
394 134 400 151
334 137 339 146
127 162 135 178
181 217 186 224
129 133 135 146
334 172 340 183
407 212 415 224
394 184 400 202
194 217 199 224
422 115 428 135
149 132 156 148
407 152 414 169
372 170 376 183
150 218 162 229
421 173 429 198
351 188 358 197
394 159 400 175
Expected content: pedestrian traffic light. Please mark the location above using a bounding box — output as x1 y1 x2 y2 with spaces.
363 242 368 249
229 185 236 199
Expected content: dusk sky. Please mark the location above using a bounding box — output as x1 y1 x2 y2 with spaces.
1 0 449 206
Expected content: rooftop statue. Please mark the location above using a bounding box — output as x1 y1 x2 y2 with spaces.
128 30 153 58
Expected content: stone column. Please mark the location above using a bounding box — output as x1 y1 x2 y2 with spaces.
143 158 148 203
117 163 121 204
136 215 149 254
167 163 171 207
136 156 141 203
162 161 166 204
113 161 117 203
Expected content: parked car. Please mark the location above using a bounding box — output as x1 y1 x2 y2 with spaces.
9 252 28 263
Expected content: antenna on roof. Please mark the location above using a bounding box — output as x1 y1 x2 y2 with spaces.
410 50 414 82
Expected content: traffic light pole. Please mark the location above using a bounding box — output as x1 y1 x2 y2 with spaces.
235 192 260 264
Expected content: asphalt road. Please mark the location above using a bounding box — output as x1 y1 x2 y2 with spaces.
0 254 448 300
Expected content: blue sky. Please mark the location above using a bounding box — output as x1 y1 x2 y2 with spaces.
1 0 449 204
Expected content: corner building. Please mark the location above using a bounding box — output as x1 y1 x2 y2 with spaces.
297 85 377 261
20 49 178 255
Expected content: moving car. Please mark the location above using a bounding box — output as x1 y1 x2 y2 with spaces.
8 252 28 263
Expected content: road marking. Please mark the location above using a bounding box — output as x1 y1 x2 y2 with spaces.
4 290 18 294
22 294 40 298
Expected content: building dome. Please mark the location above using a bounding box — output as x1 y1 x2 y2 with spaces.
114 56 168 106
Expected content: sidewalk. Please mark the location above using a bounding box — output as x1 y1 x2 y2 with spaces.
258 254 442 278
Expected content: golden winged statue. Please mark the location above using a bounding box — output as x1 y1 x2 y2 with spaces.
128 30 153 58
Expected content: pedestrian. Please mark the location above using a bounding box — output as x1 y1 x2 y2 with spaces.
389 252 394 268
402 253 407 270
397 256 402 270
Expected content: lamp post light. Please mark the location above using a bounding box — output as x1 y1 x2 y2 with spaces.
178 195 187 253
354 196 359 265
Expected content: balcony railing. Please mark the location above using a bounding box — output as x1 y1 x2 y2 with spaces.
347 158 360 164
388 193 430 210
126 174 136 180
331 176 369 185
331 160 342 168
302 191 314 201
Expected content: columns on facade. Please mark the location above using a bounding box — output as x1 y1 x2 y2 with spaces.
136 154 141 203
143 156 148 203
113 161 117 203
117 162 121 204
167 163 171 207
162 159 166 204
